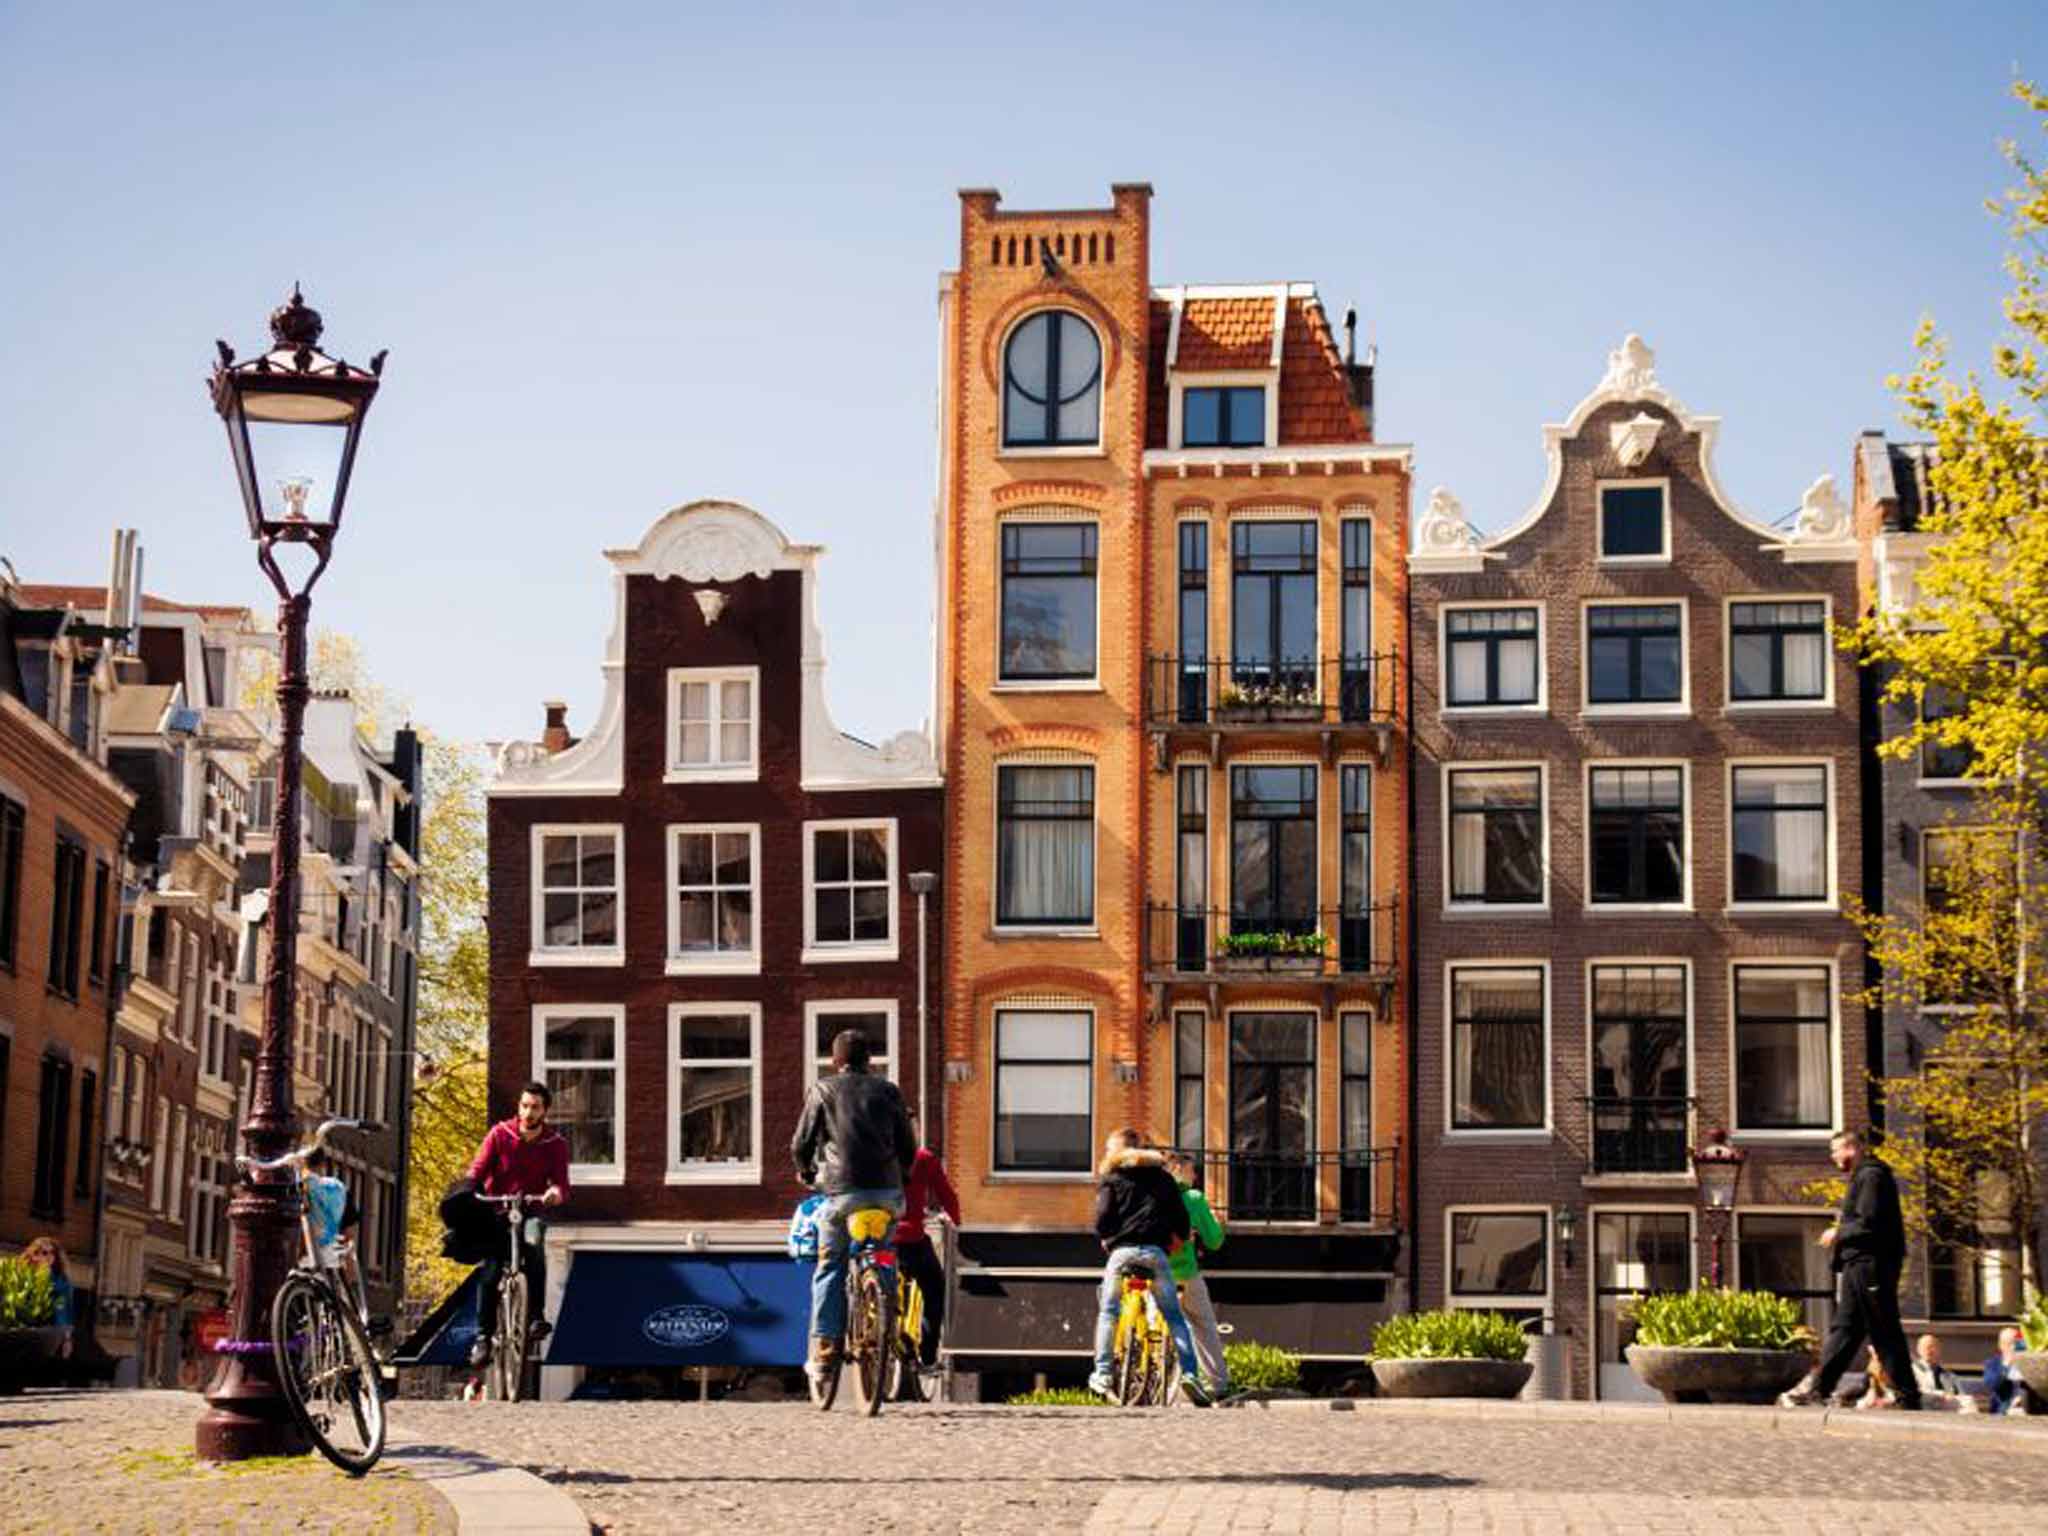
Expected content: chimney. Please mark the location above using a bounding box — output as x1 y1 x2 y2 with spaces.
542 700 571 755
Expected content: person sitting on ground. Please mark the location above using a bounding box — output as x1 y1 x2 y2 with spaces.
1164 1151 1230 1399
1983 1326 2025 1415
895 1113 962 1371
1911 1333 1965 1401
1087 1128 1212 1407
1855 1347 1897 1410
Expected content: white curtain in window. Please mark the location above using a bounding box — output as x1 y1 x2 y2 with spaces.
1772 809 1827 897
1450 644 1488 703
1795 1024 1831 1124
1783 633 1825 697
999 768 1093 922
1497 639 1537 701
1451 818 1486 896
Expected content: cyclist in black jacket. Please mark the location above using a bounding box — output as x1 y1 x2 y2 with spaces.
791 1028 917 1383
1087 1128 1213 1406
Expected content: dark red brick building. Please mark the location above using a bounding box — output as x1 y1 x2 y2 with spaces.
1408 337 1866 1399
487 500 941 1397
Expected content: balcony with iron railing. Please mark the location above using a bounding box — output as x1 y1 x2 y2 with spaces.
1143 903 1400 989
1583 1095 1695 1177
1165 1145 1401 1227
1144 654 1399 762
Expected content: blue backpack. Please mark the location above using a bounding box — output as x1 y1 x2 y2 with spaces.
787 1194 826 1262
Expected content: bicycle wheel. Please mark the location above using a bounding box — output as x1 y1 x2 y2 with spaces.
1145 1305 1175 1407
847 1266 890 1417
1113 1298 1148 1406
491 1272 528 1404
272 1271 387 1475
888 1278 926 1402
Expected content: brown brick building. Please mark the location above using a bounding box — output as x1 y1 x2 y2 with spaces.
934 186 1412 1383
1408 336 1866 1399
487 500 941 1397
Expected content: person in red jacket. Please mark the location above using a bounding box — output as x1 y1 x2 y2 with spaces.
465 1081 570 1368
896 1116 961 1368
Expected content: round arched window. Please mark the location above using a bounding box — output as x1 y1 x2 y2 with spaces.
1003 311 1101 448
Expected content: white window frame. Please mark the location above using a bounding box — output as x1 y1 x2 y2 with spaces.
1585 1204 1699 1399
1722 594 1836 712
1439 599 1547 716
1581 596 1690 719
1441 759 1550 915
666 823 762 976
667 1001 762 1185
801 817 900 963
996 308 1108 460
988 1001 1097 1182
528 823 626 967
1443 959 1553 1140
1581 760 1693 914
802 998 901 1088
989 757 1099 937
529 1003 626 1184
1594 477 1672 565
1170 369 1280 451
665 666 760 783
994 515 1103 692
1726 958 1842 1142
1725 758 1839 913
1582 957 1697 1182
1444 1203 1553 1314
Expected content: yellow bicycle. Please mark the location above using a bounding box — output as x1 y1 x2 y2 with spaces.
1110 1258 1175 1406
884 1264 927 1403
809 1205 897 1417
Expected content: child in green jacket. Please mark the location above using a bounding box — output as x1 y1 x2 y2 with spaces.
1168 1154 1229 1396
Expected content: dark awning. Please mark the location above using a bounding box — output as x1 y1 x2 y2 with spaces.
547 1251 811 1368
394 1270 483 1368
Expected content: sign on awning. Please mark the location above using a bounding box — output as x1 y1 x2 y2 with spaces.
547 1251 811 1368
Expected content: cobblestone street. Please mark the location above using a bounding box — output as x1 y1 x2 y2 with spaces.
393 1398 2048 1535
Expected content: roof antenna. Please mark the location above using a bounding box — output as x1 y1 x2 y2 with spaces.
1343 305 1357 367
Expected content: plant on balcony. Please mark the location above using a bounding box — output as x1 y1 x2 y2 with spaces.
1217 930 1328 971
1368 1309 1532 1398
1622 1287 1815 1404
1216 679 1320 719
1224 1340 1303 1393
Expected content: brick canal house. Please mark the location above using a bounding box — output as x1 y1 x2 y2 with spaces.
0 572 133 1364
933 185 1412 1388
1850 432 2048 1356
1407 336 1867 1400
487 501 942 1399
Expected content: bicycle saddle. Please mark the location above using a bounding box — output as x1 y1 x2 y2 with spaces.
847 1207 894 1243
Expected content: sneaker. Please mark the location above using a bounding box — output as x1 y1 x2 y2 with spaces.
1087 1372 1116 1401
804 1336 840 1381
467 1338 492 1369
1179 1375 1214 1408
1777 1379 1823 1409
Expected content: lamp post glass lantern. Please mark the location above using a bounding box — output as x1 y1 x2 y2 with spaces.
195 290 383 1462
1691 1129 1747 1287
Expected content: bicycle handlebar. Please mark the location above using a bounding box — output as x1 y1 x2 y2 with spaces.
234 1117 372 1175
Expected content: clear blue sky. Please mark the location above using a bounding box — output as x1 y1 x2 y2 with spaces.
3 2 2042 748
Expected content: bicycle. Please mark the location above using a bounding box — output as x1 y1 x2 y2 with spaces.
1110 1257 1177 1407
239 1116 387 1475
470 1193 548 1403
807 1204 897 1416
884 1260 926 1403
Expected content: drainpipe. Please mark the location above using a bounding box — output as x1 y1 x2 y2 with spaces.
907 871 938 1135
1404 539 1421 1312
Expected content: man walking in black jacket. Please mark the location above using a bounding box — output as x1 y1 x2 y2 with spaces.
1780 1128 1921 1409
791 1029 917 1381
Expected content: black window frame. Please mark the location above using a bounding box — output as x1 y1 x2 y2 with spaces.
1339 763 1374 970
46 833 87 1000
1733 964 1834 1131
1182 385 1266 448
1728 600 1828 702
1730 764 1830 904
1230 521 1317 695
1449 966 1547 1132
88 859 110 985
1736 1212 1835 1338
1227 1011 1318 1221
1588 766 1686 905
1174 765 1207 970
1229 765 1317 936
1598 483 1667 560
31 1050 73 1220
1919 684 1975 781
74 1066 96 1199
995 763 1096 927
1177 520 1208 722
0 795 22 972
1444 606 1540 707
1448 766 1544 906
1586 603 1683 707
1173 1008 1205 1158
992 1007 1094 1174
1449 1210 1550 1299
999 522 1099 682
1002 310 1102 448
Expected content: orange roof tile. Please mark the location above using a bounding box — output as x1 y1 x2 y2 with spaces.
1144 291 1369 448
14 584 254 621
1174 297 1275 371
1276 298 1370 446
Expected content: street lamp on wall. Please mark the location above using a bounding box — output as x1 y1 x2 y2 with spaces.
195 291 384 1464
1691 1127 1748 1287
1555 1204 1579 1273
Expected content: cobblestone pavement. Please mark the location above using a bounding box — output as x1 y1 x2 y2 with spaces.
0 1389 454 1535
390 1398 2048 1535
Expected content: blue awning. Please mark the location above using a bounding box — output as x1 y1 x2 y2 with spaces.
546 1251 812 1368
393 1269 484 1368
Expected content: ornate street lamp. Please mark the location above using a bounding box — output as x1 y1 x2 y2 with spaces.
1554 1204 1579 1273
195 290 383 1461
1691 1127 1747 1288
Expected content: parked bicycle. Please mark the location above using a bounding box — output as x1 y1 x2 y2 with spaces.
808 1205 897 1416
1110 1257 1176 1406
239 1117 387 1474
470 1193 547 1403
885 1259 926 1403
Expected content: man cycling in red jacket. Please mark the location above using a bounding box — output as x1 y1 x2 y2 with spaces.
465 1080 569 1369
895 1115 961 1370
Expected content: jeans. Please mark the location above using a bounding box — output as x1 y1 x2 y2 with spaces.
1092 1245 1200 1385
1179 1271 1229 1392
810 1187 903 1344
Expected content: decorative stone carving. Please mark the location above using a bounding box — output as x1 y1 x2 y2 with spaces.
1610 411 1662 469
611 502 793 584
1600 334 1659 396
879 730 936 769
692 589 729 626
1415 486 1480 556
495 739 544 772
1792 473 1851 544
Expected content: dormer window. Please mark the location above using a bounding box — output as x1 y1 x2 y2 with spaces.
1003 311 1101 448
1183 386 1265 447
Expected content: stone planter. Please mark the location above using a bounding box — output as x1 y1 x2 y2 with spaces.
1218 953 1323 975
1370 1357 1532 1399
1624 1345 1811 1405
0 1327 61 1395
2013 1351 2048 1403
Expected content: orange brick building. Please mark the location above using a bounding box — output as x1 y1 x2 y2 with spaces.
935 187 1411 1383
